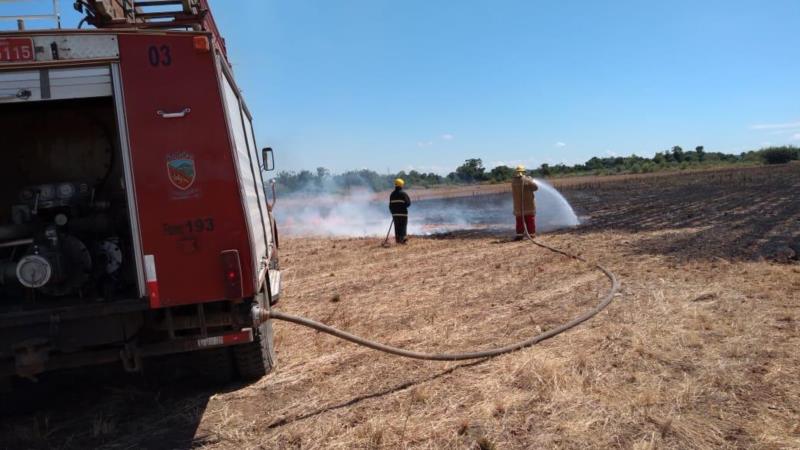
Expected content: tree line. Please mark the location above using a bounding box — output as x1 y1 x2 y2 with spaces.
273 145 799 194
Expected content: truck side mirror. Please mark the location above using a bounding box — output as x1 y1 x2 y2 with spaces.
261 147 275 171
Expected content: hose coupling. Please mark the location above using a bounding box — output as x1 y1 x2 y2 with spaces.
251 305 271 326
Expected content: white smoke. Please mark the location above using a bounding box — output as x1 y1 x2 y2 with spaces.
275 178 580 237
277 189 390 236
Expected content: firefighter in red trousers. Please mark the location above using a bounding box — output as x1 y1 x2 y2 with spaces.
511 165 538 240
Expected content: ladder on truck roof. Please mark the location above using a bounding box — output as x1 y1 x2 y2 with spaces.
0 0 62 29
78 0 227 55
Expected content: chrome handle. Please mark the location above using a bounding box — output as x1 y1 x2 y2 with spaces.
268 179 277 210
157 108 191 119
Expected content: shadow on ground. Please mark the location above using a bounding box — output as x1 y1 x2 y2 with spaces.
265 359 488 431
0 358 246 450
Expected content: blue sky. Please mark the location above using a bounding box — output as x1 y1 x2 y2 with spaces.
3 1 799 174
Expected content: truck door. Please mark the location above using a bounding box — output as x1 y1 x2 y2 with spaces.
118 34 255 307
218 65 272 290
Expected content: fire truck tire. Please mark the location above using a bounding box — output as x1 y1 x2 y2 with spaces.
187 347 235 385
0 375 10 393
233 319 276 380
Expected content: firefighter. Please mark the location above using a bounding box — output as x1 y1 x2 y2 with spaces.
511 165 538 240
389 178 411 244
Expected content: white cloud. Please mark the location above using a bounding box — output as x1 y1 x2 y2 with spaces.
792 133 800 141
605 150 618 157
416 141 433 148
555 142 566 147
750 121 800 130
440 133 454 141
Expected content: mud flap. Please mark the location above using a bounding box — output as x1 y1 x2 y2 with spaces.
268 269 281 305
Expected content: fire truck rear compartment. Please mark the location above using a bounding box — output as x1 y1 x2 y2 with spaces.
0 97 139 311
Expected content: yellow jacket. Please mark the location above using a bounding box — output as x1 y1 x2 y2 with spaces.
511 174 538 216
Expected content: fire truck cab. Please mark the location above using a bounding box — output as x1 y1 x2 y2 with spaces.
0 0 280 385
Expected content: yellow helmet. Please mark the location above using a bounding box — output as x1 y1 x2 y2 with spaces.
515 165 526 173
394 178 405 187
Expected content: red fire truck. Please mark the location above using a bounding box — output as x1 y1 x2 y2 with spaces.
0 0 280 385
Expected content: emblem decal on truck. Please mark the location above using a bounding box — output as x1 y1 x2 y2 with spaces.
166 152 196 190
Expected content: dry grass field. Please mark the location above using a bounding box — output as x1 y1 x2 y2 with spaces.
1 164 798 449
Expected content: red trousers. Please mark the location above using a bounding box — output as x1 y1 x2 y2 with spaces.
515 215 535 236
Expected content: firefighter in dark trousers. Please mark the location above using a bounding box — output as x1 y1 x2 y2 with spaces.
389 178 411 244
511 165 538 240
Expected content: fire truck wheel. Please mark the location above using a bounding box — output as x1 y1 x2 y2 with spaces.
186 347 235 385
0 375 10 393
0 376 14 413
142 347 234 387
233 319 276 380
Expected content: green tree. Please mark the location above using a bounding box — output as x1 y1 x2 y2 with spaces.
695 146 705 162
454 158 487 182
671 146 685 162
488 165 515 182
539 163 551 176
585 157 604 171
761 147 797 164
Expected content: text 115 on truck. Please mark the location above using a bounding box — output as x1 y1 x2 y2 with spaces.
0 0 281 385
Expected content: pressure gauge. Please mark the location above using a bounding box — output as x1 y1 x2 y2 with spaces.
57 183 76 199
38 184 56 201
17 255 52 288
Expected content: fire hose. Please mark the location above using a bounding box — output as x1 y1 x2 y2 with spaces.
255 184 619 360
